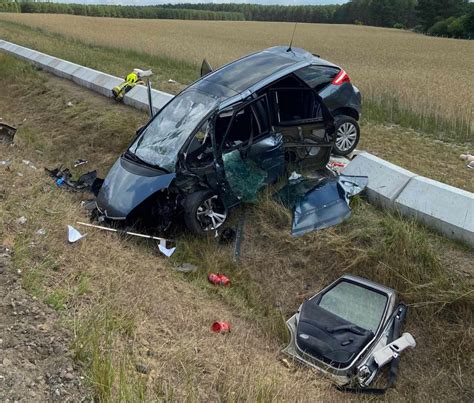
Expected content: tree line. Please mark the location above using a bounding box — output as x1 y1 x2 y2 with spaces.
0 1 472 39
0 1 245 21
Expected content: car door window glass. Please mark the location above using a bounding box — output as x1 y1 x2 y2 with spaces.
319 281 388 332
295 65 339 91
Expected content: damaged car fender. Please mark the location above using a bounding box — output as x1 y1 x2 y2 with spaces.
96 157 176 219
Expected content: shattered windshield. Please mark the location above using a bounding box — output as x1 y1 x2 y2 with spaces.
129 90 218 171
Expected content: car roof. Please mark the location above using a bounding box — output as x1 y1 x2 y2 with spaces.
186 46 338 105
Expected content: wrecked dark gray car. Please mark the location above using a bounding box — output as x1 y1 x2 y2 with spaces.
97 46 354 234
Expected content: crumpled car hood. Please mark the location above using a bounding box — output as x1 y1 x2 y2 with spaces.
96 157 175 219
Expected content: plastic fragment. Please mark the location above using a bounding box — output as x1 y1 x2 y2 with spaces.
67 225 86 243
158 242 176 257
17 216 27 225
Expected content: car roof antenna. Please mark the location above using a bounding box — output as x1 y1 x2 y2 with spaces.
287 23 298 52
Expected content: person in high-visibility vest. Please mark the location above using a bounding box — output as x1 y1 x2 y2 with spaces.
112 70 144 101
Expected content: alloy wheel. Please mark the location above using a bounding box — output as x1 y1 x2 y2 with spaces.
336 122 358 152
196 195 227 231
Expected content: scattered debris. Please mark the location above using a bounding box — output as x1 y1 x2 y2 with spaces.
459 153 474 170
327 155 351 173
158 242 176 257
45 166 102 194
208 273 231 286
66 101 74 107
36 228 46 236
167 79 177 84
80 199 97 212
211 321 231 334
280 357 292 369
16 216 27 225
67 225 86 243
0 122 17 144
459 153 474 161
135 363 150 375
338 174 369 199
0 160 11 167
233 211 245 263
22 159 37 170
17 172 23 177
73 159 88 168
76 221 175 256
173 263 198 273
219 228 236 244
288 171 302 181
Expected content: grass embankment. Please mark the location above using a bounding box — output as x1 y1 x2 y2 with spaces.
0 15 473 142
1 48 473 401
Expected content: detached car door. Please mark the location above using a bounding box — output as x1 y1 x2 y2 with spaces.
270 87 336 168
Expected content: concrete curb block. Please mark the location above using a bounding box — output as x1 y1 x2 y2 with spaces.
0 39 174 113
343 152 474 247
395 177 474 246
342 152 417 209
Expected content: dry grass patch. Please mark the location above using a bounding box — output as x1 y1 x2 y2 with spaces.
1 13 473 139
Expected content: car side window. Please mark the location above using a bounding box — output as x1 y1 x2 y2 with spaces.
271 88 322 125
216 96 270 152
294 65 339 91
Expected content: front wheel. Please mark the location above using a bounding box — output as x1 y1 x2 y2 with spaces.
333 116 360 156
183 190 228 235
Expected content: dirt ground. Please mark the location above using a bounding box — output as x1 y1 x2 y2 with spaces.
0 246 90 402
1 53 473 401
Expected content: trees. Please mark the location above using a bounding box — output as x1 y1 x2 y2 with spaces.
416 0 468 30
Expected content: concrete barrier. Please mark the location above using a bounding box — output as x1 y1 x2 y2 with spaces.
395 177 474 246
0 39 174 113
343 152 474 247
342 152 417 209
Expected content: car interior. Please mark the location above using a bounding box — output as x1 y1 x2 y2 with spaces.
296 279 388 368
185 73 333 172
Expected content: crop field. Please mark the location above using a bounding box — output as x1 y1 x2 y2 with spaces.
0 13 473 141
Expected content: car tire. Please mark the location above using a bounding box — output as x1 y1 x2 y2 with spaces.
183 190 228 235
333 115 360 156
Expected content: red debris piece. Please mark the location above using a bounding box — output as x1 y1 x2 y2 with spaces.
208 273 231 286
211 321 231 333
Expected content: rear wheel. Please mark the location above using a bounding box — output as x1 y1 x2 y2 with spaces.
184 190 228 235
333 116 360 156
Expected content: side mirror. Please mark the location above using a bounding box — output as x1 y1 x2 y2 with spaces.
200 59 213 77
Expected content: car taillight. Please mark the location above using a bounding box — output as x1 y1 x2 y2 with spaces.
332 69 351 85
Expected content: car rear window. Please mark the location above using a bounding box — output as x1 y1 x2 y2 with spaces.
319 281 388 332
295 65 339 91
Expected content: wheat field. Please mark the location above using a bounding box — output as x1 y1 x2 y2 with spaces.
0 13 473 138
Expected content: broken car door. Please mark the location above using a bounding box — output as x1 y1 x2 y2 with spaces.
214 96 285 203
270 87 335 169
